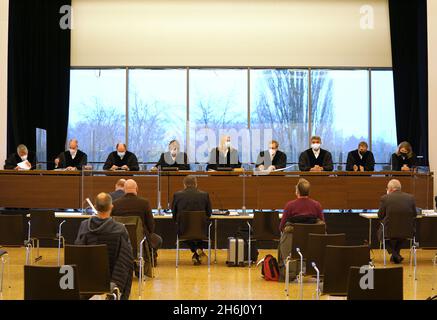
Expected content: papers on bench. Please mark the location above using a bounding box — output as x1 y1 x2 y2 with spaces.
17 161 31 170
421 209 437 216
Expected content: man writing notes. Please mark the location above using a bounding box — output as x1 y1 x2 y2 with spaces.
206 135 241 171
4 144 37 170
346 141 375 172
298 136 333 171
256 140 287 171
54 139 88 170
152 140 190 170
103 143 139 171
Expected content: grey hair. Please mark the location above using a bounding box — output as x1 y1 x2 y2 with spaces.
387 179 402 191
17 144 28 153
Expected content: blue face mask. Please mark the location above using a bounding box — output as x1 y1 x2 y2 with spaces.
117 152 125 158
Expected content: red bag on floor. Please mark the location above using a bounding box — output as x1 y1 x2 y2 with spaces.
261 254 279 281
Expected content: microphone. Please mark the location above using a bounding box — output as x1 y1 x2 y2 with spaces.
212 191 229 215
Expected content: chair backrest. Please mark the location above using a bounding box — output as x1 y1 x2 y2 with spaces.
252 211 280 241
291 223 326 259
417 217 437 247
64 244 111 295
385 210 416 239
29 210 57 239
113 215 144 258
323 245 371 296
347 266 403 300
24 265 80 300
306 233 346 276
0 214 24 245
177 211 209 240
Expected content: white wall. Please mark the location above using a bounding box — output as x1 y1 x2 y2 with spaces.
72 0 392 67
0 0 8 167
428 0 437 205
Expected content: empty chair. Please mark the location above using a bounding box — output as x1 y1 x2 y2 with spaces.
323 245 371 296
176 211 212 268
64 244 122 300
416 216 437 248
247 211 281 264
291 223 326 259
28 211 65 265
347 266 403 300
24 265 80 300
0 214 25 246
306 233 346 276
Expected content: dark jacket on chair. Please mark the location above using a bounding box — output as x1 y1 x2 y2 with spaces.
75 216 134 300
377 191 417 239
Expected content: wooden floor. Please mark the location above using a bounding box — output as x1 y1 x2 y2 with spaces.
1 247 437 300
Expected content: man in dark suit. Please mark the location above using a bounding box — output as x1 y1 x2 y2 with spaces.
346 141 375 172
298 136 333 171
112 179 162 251
109 179 126 201
4 144 37 170
54 139 88 170
378 179 417 264
256 140 287 171
172 175 212 265
152 140 190 170
103 143 139 171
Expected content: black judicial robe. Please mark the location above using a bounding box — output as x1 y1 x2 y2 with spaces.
155 151 190 170
103 151 139 171
298 148 333 171
256 150 287 169
346 150 375 171
206 148 241 171
57 150 88 170
4 151 37 170
391 153 417 171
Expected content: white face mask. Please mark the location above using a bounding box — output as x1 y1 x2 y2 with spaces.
70 149 77 155
170 148 177 156
225 141 231 149
20 155 28 161
117 152 125 158
269 149 276 156
311 143 321 151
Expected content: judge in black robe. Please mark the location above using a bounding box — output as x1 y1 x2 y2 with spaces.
103 143 139 171
153 140 190 170
4 145 37 170
346 142 375 172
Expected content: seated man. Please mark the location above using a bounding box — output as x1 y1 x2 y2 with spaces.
346 141 375 172
109 179 126 201
54 138 88 170
112 179 162 252
75 192 134 300
206 135 241 171
172 175 212 265
256 140 287 171
377 179 417 264
103 143 139 171
4 144 37 170
279 178 325 232
298 136 333 172
152 140 190 170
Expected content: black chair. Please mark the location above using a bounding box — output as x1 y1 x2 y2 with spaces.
28 211 66 265
380 221 416 266
291 223 326 259
416 216 437 265
323 245 371 296
64 244 120 299
0 214 25 246
24 265 80 300
247 211 281 265
176 211 212 268
347 266 403 300
306 233 346 276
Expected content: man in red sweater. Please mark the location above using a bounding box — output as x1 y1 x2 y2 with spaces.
279 178 325 231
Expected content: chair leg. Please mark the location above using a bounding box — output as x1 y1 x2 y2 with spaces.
208 225 211 269
151 248 155 278
381 223 386 266
247 222 251 268
285 256 290 297
176 237 179 268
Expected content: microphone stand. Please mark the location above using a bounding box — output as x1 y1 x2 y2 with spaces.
157 166 163 215
296 247 304 300
311 262 320 300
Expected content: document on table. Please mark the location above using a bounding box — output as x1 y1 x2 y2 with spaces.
17 161 31 170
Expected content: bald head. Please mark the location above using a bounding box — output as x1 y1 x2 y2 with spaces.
124 179 138 195
69 139 78 150
387 179 402 193
115 178 126 191
95 192 113 216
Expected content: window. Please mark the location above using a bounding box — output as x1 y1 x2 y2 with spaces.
250 69 309 164
311 70 369 167
68 69 126 164
371 70 397 165
189 69 248 163
128 69 187 164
